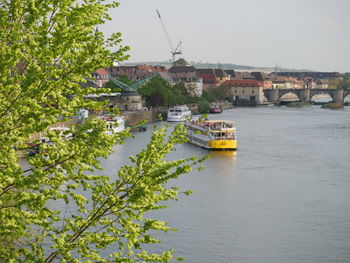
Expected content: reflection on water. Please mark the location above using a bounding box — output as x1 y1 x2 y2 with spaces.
209 150 237 158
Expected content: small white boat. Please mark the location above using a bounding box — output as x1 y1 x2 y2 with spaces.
167 105 191 122
100 115 125 134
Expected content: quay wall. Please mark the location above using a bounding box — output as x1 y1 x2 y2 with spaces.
123 108 167 124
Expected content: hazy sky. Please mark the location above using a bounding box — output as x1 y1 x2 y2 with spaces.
101 0 350 72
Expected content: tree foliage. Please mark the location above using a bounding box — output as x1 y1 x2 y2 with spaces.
341 73 350 89
197 99 210 114
138 77 197 107
0 0 204 262
209 86 232 101
137 76 170 107
328 78 342 89
201 90 215 103
104 80 121 92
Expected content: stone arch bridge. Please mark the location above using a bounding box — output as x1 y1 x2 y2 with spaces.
263 88 350 104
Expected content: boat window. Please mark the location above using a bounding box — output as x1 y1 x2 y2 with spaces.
210 131 235 140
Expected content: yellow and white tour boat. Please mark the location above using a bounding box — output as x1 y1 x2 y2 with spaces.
185 119 237 150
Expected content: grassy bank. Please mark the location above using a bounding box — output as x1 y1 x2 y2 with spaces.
286 102 312 108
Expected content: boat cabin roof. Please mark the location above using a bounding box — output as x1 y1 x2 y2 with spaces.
188 119 235 131
203 120 235 126
169 105 190 110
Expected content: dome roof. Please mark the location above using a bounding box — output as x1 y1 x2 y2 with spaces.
174 58 191 67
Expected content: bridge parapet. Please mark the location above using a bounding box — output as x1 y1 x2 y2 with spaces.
263 88 347 104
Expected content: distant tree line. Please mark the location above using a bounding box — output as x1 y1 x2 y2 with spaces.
105 75 233 113
105 76 232 113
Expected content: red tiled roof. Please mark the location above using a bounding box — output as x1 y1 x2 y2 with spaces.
95 68 109 75
136 65 168 72
221 79 261 87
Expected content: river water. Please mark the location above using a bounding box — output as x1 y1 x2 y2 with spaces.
100 105 350 263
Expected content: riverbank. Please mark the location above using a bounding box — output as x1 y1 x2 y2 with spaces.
321 102 344 109
286 102 312 108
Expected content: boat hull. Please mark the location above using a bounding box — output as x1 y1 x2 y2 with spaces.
209 108 222 114
186 133 237 151
167 105 191 122
208 139 237 150
188 136 237 151
167 114 190 122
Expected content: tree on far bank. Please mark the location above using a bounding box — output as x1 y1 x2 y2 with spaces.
138 76 171 107
0 1 204 262
328 78 342 89
104 79 121 92
197 99 210 113
104 75 135 92
201 90 215 103
138 77 190 107
207 86 232 101
341 73 350 89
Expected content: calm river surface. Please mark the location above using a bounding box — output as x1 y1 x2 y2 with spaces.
100 105 350 263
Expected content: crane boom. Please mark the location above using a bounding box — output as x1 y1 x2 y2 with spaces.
156 9 182 63
109 73 159 92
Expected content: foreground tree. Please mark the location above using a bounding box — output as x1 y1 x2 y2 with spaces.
0 1 204 262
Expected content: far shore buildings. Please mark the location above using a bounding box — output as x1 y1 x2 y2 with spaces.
166 58 203 97
88 58 342 108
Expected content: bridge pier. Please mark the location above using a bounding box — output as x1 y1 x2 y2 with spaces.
299 89 310 102
333 89 344 104
265 89 279 103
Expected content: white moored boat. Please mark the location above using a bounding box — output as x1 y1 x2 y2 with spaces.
185 119 237 150
167 105 191 122
99 115 125 134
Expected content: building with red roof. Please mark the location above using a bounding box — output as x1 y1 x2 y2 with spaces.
91 68 110 87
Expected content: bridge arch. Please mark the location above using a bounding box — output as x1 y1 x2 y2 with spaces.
309 89 334 101
343 89 350 103
310 93 332 103
344 94 350 103
278 91 300 101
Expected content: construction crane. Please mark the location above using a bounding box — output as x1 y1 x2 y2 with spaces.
109 73 159 93
156 9 182 64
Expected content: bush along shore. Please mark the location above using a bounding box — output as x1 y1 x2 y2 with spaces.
286 102 312 108
321 102 344 109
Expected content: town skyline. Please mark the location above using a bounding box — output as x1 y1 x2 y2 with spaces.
101 0 350 73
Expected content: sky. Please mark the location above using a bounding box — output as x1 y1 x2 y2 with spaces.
101 0 350 72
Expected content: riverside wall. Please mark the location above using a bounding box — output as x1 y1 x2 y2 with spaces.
123 107 168 124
